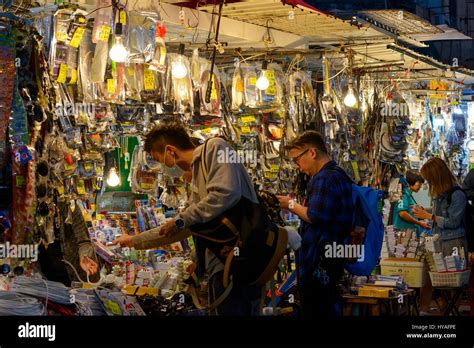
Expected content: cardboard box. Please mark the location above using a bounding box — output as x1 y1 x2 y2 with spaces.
380 258 426 288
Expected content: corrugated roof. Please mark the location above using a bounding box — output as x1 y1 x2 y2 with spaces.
358 9 443 36
198 0 387 44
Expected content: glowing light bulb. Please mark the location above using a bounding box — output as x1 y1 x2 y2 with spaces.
256 71 270 90
107 167 120 187
109 21 127 63
171 58 188 79
344 88 357 107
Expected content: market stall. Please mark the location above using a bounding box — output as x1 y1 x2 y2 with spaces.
0 0 472 317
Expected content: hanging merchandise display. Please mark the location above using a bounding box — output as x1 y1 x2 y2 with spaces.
0 0 473 320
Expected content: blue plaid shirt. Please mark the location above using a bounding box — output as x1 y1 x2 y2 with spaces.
297 161 353 286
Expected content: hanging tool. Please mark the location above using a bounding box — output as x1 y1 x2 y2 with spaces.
205 0 224 104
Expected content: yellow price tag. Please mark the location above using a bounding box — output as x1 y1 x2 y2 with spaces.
241 126 251 133
84 163 93 171
57 64 68 83
266 69 275 95
56 30 68 42
144 68 155 90
76 180 86 195
141 183 153 190
57 185 64 195
99 25 111 42
351 161 361 183
210 75 218 101
69 27 85 48
201 128 211 134
187 236 195 249
264 172 277 179
15 176 25 187
96 213 105 221
127 67 134 76
64 162 75 171
107 78 116 94
159 46 167 66
69 69 78 84
241 116 256 124
248 77 256 86
270 165 279 173
119 11 127 25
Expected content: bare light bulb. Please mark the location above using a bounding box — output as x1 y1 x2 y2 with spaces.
256 60 270 91
344 88 357 107
109 23 127 62
109 37 127 62
256 72 270 90
171 59 188 79
107 167 120 187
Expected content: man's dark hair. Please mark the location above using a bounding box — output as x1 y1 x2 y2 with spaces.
285 130 328 155
144 122 195 153
405 170 424 186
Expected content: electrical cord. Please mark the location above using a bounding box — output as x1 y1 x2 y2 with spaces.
0 292 45 316
11 276 71 306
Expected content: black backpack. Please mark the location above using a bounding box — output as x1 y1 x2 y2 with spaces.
189 138 288 288
447 187 474 252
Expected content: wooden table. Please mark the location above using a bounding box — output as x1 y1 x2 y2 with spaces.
342 289 417 316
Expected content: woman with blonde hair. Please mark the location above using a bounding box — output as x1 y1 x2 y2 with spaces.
412 157 468 259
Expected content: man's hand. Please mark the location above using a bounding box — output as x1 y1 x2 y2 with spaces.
276 195 291 210
159 219 178 237
418 221 431 230
80 256 98 276
412 205 432 220
112 234 134 248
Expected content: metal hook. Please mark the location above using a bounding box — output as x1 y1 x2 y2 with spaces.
187 6 199 29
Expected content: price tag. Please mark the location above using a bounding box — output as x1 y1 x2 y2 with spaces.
264 172 277 179
201 128 211 134
241 126 251 133
187 236 195 249
241 116 256 124
64 162 75 171
107 78 116 94
57 185 64 195
76 180 86 195
266 69 275 95
270 165 279 173
56 30 68 42
69 27 85 48
127 67 134 76
248 77 256 86
141 182 153 190
15 175 25 187
57 64 68 83
99 25 111 42
144 68 155 90
210 75 217 101
119 11 127 25
84 162 93 172
159 46 167 66
69 69 78 84
351 161 360 183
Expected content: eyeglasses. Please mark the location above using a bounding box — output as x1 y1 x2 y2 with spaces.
291 148 311 164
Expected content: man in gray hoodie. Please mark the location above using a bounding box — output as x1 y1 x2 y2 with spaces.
113 121 261 315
